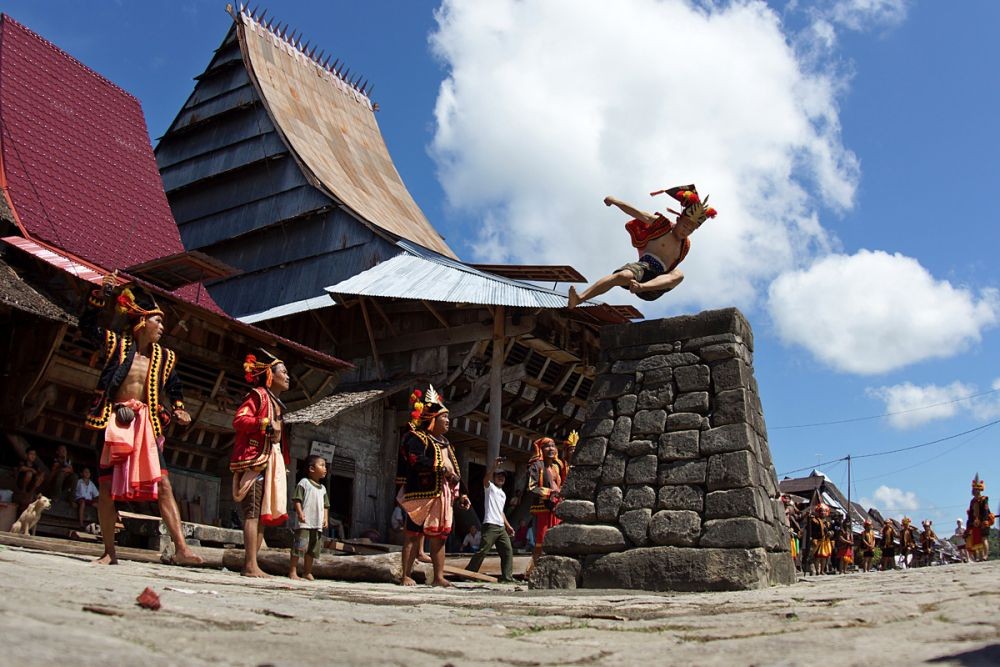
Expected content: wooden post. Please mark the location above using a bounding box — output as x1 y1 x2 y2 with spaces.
487 306 505 463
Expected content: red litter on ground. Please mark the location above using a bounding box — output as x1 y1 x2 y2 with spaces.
136 587 161 610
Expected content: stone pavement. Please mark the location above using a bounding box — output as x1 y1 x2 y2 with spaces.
1 545 998 666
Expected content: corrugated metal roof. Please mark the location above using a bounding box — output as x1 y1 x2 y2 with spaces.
236 10 457 259
325 242 577 309
241 294 337 325
0 15 187 272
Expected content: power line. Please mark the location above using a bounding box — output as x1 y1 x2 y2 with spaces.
777 417 1000 477
771 386 1000 430
854 428 989 483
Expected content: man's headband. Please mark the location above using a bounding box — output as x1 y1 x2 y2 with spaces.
244 351 284 388
650 184 718 225
116 287 164 332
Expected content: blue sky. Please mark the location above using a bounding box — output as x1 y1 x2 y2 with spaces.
5 0 999 525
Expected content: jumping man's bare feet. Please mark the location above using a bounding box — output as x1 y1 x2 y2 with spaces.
567 286 581 309
401 576 417 586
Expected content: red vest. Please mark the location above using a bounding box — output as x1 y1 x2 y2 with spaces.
231 388 289 472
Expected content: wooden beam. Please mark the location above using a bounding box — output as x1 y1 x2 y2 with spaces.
370 298 399 337
421 300 450 329
487 305 504 463
358 297 382 380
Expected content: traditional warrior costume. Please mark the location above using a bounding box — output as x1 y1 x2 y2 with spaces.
881 521 897 562
835 524 854 567
398 386 462 538
964 474 994 559
809 506 833 560
920 520 937 565
527 437 571 547
899 517 917 559
861 522 876 559
231 352 289 526
80 285 184 502
617 185 717 301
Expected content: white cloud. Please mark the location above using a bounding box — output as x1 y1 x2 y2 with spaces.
826 0 908 32
867 378 1000 428
860 484 918 518
866 381 976 429
429 0 859 314
768 250 1000 374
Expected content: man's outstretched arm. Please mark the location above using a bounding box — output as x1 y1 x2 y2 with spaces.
604 196 659 224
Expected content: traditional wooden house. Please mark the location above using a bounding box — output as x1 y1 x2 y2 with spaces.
154 7 641 537
0 13 351 528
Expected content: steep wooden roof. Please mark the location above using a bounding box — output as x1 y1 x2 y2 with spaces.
235 10 457 259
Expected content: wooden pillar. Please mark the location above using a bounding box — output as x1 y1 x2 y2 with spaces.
487 306 505 463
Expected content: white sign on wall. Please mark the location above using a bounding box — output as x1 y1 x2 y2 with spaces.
309 440 336 464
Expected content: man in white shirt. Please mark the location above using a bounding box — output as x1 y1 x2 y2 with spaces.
466 457 515 583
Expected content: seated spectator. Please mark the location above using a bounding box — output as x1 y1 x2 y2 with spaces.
47 444 77 501
16 448 46 505
461 524 481 553
75 467 99 527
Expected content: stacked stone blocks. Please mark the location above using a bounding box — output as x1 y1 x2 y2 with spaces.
531 308 795 591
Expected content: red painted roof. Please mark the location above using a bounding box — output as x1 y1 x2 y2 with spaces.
0 14 221 313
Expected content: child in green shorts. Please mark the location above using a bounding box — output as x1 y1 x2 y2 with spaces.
289 455 329 580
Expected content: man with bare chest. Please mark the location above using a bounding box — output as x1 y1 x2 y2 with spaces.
568 184 717 307
80 276 203 566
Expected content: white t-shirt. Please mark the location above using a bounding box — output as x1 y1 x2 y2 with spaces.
483 481 507 527
462 531 481 549
75 478 99 501
294 478 329 529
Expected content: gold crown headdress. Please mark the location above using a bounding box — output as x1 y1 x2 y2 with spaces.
972 473 985 491
116 287 164 332
409 385 448 429
244 349 284 388
650 183 718 225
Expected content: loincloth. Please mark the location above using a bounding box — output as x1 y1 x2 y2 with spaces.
616 253 674 301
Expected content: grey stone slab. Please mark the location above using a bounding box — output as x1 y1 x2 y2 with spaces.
622 485 656 511
608 342 677 360
658 430 700 460
701 423 756 456
641 367 673 389
595 485 623 522
616 394 637 416
700 518 770 548
699 342 750 363
582 546 773 591
633 409 667 435
675 364 710 392
581 418 614 438
649 510 701 546
587 400 614 421
573 436 608 466
637 355 672 371
712 358 752 392
658 460 707 486
625 455 658 484
657 484 704 512
527 555 581 589
601 451 626 484
619 508 652 546
591 374 635 401
675 391 710 413
704 487 767 520
681 333 742 352
637 386 674 410
666 412 705 432
555 500 597 523
624 439 656 457
766 551 797 585
609 416 633 451
561 471 599 500
711 388 752 427
707 450 759 491
611 359 641 374
543 524 626 555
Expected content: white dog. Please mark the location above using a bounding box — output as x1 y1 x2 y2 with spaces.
11 495 51 535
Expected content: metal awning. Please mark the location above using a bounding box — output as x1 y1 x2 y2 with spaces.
2 236 104 285
239 294 337 324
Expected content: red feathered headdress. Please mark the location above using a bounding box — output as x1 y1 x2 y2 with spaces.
243 349 283 388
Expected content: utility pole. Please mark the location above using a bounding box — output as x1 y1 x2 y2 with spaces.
846 455 852 532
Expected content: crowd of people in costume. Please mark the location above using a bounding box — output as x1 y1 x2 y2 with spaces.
785 474 994 575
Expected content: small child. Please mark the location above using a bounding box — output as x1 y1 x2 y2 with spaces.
75 467 99 527
289 455 329 580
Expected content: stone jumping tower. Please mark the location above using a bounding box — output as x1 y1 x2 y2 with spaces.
531 308 796 591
